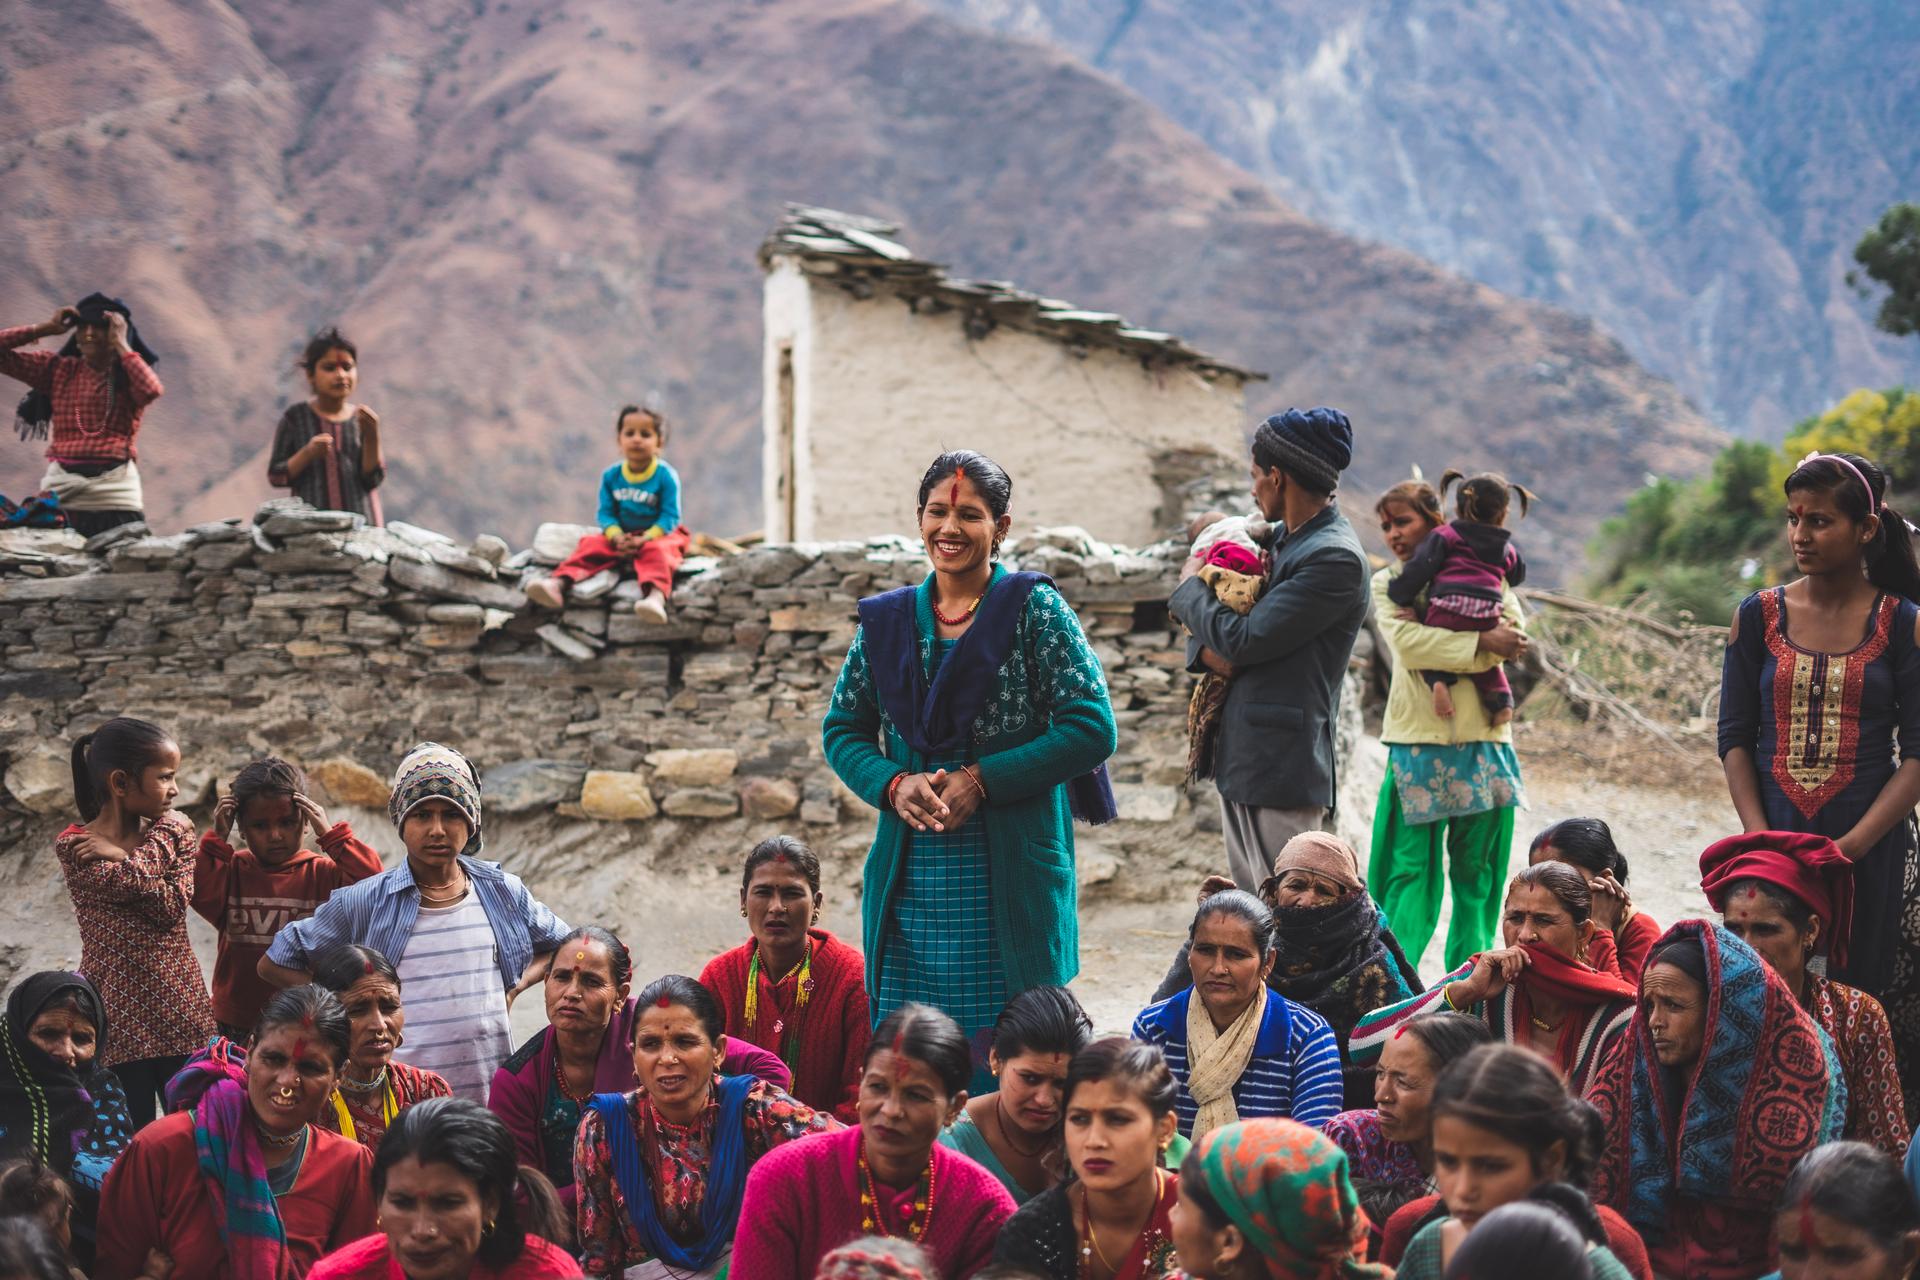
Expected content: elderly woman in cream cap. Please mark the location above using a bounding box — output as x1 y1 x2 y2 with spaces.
260 743 571 1102
1153 831 1423 1109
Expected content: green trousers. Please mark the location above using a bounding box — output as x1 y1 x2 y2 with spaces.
1368 772 1515 973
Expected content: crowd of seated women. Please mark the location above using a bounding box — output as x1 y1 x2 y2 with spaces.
6 795 1920 1278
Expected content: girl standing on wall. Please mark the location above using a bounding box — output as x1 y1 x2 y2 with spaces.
55 718 214 1129
267 328 387 525
1 296 163 537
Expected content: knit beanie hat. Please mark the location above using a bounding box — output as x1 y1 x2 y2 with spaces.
1269 831 1365 894
389 742 483 855
1252 407 1354 494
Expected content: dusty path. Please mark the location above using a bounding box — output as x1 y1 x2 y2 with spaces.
3 733 1736 1051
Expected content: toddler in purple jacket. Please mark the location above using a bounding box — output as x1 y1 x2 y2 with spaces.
1385 470 1534 723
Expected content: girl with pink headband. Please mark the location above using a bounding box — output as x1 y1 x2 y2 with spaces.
1718 447 1920 1125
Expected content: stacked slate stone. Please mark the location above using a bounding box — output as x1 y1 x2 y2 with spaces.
0 501 1258 857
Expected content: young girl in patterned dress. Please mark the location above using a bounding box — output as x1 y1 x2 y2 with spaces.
54 717 213 1129
1718 450 1920 1119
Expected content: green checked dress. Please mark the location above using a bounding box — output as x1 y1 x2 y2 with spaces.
875 640 1010 1053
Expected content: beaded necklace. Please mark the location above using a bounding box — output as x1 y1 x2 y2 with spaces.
328 1081 397 1142
932 593 982 627
858 1136 938 1243
743 939 814 1069
553 1044 594 1106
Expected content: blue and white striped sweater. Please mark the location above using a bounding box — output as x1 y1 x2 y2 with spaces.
1132 987 1344 1137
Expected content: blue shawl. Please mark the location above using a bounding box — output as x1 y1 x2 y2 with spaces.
1590 921 1846 1236
856 569 1116 823
589 1075 754 1271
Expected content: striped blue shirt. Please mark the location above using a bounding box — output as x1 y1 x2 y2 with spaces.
265 855 569 988
1132 987 1343 1137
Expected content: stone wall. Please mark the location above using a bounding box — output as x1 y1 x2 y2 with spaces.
0 502 1373 1017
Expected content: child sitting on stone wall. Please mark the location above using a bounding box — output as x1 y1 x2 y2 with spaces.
1182 509 1270 781
525 404 691 624
193 757 382 1039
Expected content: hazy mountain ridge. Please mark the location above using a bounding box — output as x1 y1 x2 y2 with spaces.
929 0 1920 437
0 0 1721 573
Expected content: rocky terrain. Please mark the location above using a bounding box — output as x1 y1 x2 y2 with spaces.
931 0 1920 437
0 0 1723 576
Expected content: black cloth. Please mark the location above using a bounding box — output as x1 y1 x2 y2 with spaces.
993 1183 1078 1279
15 293 159 440
114 1053 187 1130
0 972 135 1265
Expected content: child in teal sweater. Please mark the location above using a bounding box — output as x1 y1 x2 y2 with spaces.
526 405 689 622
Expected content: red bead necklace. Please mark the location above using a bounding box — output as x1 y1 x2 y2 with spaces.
858 1136 938 1243
931 593 981 627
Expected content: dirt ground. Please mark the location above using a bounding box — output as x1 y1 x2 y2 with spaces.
2 728 1735 1049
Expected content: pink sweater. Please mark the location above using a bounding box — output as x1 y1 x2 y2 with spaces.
731 1125 1014 1280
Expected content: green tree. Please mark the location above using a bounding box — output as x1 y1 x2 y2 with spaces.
1780 387 1920 492
1852 203 1920 337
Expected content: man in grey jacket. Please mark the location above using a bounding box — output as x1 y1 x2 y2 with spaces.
1168 407 1372 891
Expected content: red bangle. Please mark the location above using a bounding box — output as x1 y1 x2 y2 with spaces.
884 772 907 810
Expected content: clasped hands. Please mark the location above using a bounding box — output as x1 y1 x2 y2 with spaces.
890 766 987 833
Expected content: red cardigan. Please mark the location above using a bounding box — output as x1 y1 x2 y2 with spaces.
731 1125 1014 1280
699 927 869 1123
1381 1192 1652 1280
97 1112 376 1279
311 1232 583 1278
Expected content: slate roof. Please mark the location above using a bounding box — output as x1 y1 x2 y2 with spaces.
760 204 1265 383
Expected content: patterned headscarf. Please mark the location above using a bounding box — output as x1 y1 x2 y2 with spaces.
815 1240 932 1280
1188 1118 1390 1279
388 742 483 856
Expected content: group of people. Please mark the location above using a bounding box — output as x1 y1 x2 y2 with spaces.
4 304 692 628
4 405 1920 1280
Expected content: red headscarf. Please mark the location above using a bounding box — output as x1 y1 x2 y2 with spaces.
1698 831 1854 968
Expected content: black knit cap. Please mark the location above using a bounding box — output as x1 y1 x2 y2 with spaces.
1252 407 1354 494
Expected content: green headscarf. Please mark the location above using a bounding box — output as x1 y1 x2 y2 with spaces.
1187 1118 1390 1279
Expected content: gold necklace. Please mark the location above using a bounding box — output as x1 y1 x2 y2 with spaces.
1079 1169 1164 1276
417 874 467 905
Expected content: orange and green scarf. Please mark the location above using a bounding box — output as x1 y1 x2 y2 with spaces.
1188 1118 1390 1279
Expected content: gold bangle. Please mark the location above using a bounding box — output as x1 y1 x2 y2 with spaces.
1440 984 1461 1011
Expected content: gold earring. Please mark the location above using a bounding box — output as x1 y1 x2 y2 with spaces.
484 1218 496 1235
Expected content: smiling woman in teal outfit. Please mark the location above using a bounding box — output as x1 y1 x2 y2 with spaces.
822 451 1118 1088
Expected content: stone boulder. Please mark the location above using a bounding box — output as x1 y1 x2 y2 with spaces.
581 771 658 821
645 748 739 788
484 760 588 814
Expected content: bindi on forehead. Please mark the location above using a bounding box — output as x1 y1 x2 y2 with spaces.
947 478 960 507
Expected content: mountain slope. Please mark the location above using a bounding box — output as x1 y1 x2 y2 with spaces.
929 0 1920 436
0 0 1720 571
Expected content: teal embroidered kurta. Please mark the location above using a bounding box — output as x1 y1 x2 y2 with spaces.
822 566 1118 1006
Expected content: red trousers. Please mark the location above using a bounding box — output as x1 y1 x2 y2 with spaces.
554 526 690 598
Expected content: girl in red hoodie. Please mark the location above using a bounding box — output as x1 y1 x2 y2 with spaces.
195 759 383 1037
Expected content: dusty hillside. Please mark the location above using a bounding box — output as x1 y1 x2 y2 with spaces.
930 0 1920 437
0 0 1722 573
